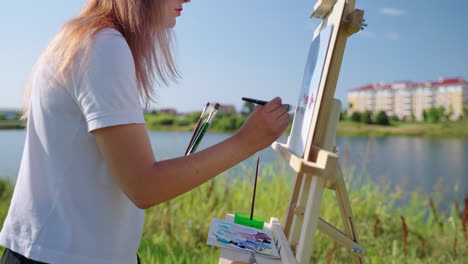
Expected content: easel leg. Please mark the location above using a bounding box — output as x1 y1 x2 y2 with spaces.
295 175 325 264
284 172 305 237
288 173 311 250
336 166 364 263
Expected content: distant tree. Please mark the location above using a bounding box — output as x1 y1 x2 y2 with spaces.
174 115 193 126
464 107 468 120
212 115 237 131
438 106 447 121
422 110 428 122
0 113 6 121
410 111 416 122
350 111 361 122
155 114 175 125
374 111 390 126
188 112 202 123
427 107 443 123
445 106 454 121
241 102 255 115
391 115 399 122
361 110 373 124
339 110 347 121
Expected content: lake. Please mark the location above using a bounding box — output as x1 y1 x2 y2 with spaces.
0 130 466 210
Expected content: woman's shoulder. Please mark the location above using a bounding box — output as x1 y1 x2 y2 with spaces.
94 28 124 41
92 28 127 49
88 28 133 63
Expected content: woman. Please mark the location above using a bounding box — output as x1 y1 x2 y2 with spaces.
0 0 289 263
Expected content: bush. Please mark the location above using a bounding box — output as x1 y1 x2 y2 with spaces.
422 110 428 122
174 117 191 126
158 116 175 125
212 115 238 131
350 112 361 122
427 107 445 123
146 114 176 126
188 112 203 123
339 111 346 121
0 179 12 200
361 110 373 124
391 115 399 122
375 111 390 126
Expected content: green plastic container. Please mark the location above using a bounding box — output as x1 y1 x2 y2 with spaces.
234 212 265 229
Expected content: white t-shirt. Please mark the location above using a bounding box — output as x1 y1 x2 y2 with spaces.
0 29 145 264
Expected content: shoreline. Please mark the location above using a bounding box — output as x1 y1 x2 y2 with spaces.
336 120 468 138
0 120 25 130
2 120 468 138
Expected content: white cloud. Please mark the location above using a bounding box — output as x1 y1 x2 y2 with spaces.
386 32 400 40
379 8 406 16
359 31 375 38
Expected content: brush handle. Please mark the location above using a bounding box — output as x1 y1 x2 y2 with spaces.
185 118 204 155
250 157 260 220
188 122 209 154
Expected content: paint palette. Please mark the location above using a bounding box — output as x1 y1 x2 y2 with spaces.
207 218 280 258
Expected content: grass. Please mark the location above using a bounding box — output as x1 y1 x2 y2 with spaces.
0 162 467 263
0 120 24 130
337 120 468 138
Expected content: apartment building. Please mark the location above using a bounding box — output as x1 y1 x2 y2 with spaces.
347 77 468 121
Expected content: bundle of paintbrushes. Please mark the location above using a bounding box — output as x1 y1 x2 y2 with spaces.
185 103 221 155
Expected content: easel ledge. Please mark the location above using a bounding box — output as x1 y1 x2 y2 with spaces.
271 142 339 181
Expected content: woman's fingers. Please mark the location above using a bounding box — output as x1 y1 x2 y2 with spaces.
236 96 290 151
270 104 289 120
263 97 282 112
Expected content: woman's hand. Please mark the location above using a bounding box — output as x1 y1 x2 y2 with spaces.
235 97 290 152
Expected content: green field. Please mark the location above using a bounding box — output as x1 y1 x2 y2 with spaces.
0 163 466 263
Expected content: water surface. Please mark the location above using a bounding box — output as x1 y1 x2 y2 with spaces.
1 130 466 208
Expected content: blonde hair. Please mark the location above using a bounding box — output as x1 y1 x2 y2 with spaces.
22 0 179 119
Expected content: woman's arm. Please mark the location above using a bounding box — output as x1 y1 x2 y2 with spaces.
94 97 289 209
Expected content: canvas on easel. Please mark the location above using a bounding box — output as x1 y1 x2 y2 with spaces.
218 0 366 263
288 25 333 158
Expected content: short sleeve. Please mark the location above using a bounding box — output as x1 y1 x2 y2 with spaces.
72 29 146 133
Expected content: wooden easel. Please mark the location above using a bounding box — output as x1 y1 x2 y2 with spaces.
219 0 365 263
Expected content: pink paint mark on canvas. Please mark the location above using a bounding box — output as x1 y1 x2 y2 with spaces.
302 94 315 110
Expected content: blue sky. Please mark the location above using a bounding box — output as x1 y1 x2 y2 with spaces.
1 0 467 113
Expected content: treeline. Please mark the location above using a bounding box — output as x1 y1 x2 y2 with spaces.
144 112 248 132
0 112 21 121
0 111 24 129
342 106 468 126
341 110 391 126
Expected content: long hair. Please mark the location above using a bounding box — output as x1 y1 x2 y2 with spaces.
22 0 179 119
